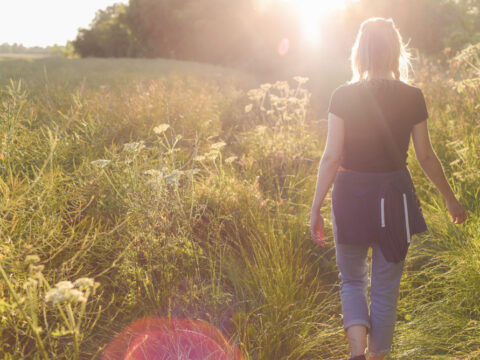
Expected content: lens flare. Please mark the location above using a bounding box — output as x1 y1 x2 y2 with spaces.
101 317 245 360
278 38 290 56
284 0 348 45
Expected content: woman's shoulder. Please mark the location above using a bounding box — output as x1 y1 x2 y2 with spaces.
329 79 425 105
330 82 355 100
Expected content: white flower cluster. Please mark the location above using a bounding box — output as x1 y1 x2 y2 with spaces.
144 167 200 187
244 76 311 126
123 141 146 154
45 278 99 306
153 123 170 134
90 159 111 169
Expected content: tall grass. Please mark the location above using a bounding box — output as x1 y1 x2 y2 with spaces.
0 55 478 359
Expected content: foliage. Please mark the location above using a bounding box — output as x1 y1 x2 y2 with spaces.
72 0 480 73
73 4 135 58
0 51 479 359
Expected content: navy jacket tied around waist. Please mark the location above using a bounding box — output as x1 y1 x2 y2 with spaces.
331 167 428 263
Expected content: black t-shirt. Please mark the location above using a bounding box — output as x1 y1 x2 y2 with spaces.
328 79 429 173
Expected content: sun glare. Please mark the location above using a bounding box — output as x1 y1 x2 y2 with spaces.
284 0 348 46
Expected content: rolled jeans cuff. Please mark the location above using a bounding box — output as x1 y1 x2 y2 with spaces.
344 319 371 335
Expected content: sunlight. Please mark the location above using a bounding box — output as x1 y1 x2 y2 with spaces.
284 0 348 45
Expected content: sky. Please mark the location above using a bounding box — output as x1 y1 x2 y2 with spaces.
0 0 128 47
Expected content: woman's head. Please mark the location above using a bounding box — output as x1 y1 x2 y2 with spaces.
350 17 411 82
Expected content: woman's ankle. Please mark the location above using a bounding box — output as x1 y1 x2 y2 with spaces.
349 354 366 360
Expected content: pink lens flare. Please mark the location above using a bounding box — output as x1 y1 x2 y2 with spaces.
278 38 290 56
101 317 245 360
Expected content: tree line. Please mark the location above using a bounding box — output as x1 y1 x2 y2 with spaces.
72 0 480 76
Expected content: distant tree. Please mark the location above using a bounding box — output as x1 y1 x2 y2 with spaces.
73 4 135 57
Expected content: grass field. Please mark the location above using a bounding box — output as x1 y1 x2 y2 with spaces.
0 56 478 359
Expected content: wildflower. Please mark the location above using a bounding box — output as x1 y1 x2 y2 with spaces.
153 124 170 134
184 168 200 175
260 83 272 91
269 94 280 105
273 81 289 91
225 156 237 164
55 281 74 290
210 141 226 150
293 76 309 85
123 141 146 154
245 104 253 113
205 151 219 161
164 169 183 184
73 278 95 290
247 89 264 101
144 169 164 177
90 159 111 169
45 280 88 305
193 155 206 162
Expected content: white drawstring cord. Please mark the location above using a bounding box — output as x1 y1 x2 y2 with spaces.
402 193 411 243
380 197 385 228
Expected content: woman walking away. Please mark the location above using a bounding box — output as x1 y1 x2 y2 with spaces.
309 17 467 360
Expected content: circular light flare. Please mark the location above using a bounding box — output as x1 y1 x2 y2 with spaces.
284 0 347 46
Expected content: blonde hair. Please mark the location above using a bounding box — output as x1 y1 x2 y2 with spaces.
350 17 411 83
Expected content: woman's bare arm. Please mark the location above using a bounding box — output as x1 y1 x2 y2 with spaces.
310 112 344 245
311 112 344 213
411 120 466 224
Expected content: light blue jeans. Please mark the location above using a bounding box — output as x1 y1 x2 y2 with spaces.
334 238 406 358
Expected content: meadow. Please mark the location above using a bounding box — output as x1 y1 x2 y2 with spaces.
0 54 478 359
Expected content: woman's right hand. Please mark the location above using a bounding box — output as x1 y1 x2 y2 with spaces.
446 197 467 224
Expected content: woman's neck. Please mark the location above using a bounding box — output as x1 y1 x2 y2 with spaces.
366 71 395 80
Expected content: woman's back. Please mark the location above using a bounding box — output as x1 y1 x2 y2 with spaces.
310 16 466 360
328 79 429 173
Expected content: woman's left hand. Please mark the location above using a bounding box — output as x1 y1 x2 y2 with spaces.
310 210 326 246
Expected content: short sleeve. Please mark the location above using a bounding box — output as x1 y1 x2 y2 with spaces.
411 88 429 125
327 86 349 120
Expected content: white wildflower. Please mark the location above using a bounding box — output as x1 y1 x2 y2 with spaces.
184 168 200 175
205 151 219 161
144 169 164 178
260 83 272 91
153 124 170 134
273 81 289 91
247 89 264 101
269 94 280 105
45 288 68 305
210 141 226 150
45 280 89 305
225 156 237 164
69 289 87 303
245 104 253 113
55 281 74 290
73 277 95 290
293 76 309 84
90 159 111 169
123 141 146 154
164 169 183 184
193 155 206 162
